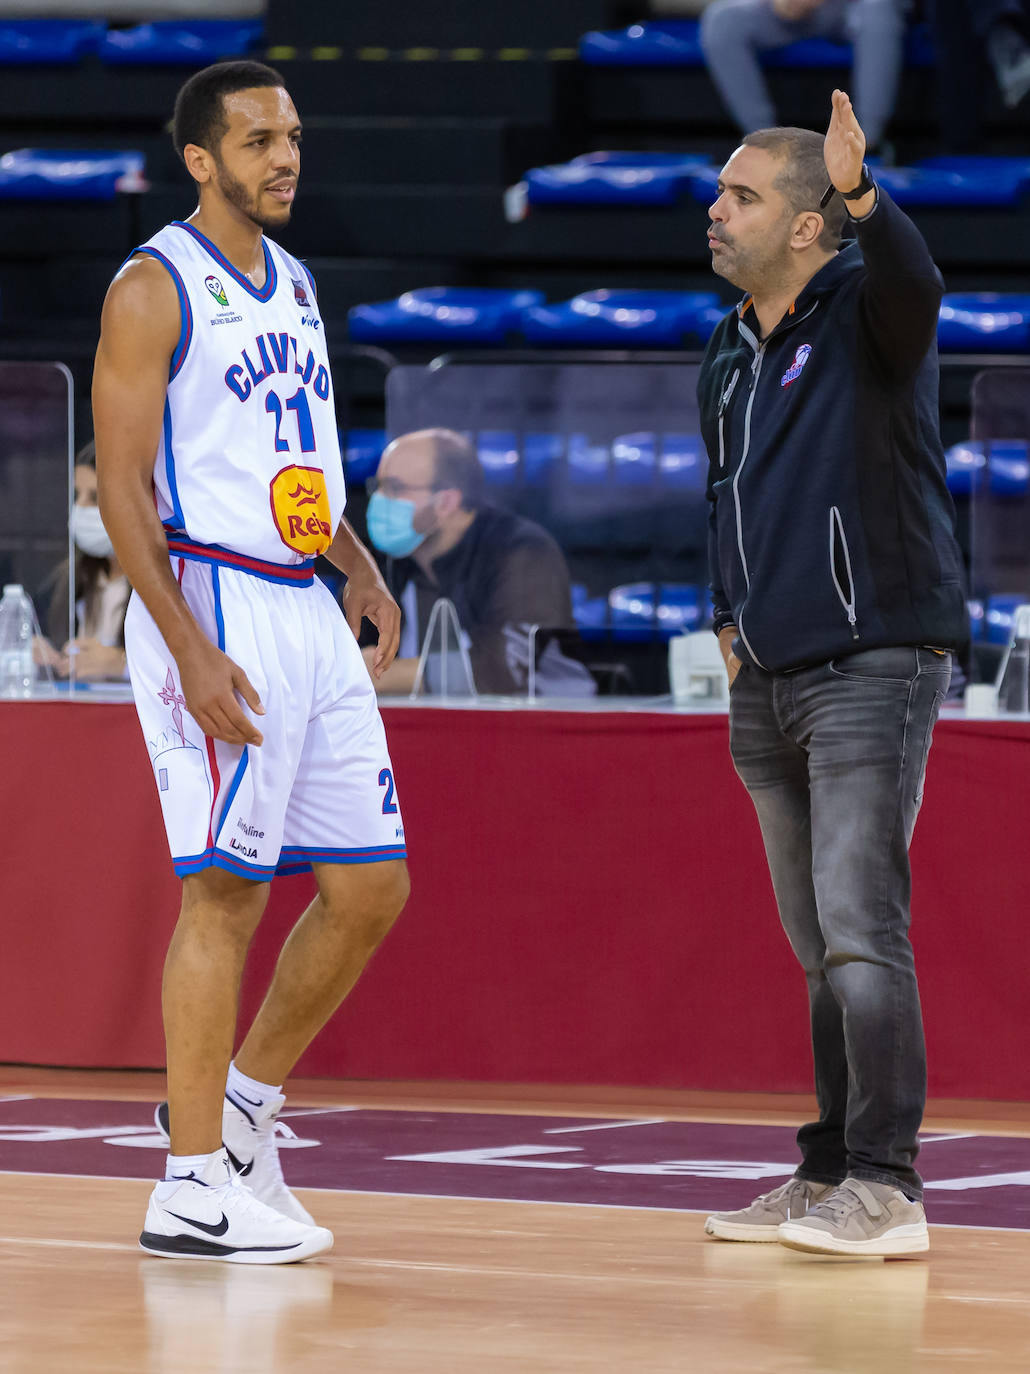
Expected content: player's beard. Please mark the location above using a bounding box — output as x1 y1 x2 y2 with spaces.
214 159 293 232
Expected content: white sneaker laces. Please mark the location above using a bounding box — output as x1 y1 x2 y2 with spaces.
249 1115 295 1186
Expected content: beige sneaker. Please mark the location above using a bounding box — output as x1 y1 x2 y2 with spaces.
704 1177 836 1242
777 1177 929 1257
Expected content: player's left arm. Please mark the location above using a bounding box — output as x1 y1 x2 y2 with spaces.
325 518 401 678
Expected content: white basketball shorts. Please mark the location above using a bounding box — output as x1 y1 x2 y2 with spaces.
124 546 406 881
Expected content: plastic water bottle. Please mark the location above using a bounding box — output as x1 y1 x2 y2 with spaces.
0 584 36 699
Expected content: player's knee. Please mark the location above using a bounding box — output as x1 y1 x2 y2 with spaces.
363 863 410 944
179 869 269 943
325 862 409 947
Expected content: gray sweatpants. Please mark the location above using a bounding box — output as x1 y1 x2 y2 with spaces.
699 0 908 148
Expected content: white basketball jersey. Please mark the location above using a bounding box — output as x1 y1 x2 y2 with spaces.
135 220 346 568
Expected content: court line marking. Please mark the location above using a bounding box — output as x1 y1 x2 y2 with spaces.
0 1175 1029 1232
0 1236 833 1284
920 1133 980 1144
544 1118 667 1135
0 1096 35 1104
278 1107 364 1119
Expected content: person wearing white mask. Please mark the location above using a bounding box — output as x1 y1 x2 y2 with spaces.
37 441 131 680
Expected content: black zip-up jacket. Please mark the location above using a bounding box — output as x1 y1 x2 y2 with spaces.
699 187 967 673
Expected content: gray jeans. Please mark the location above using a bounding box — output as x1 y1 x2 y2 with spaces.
700 0 908 148
728 646 952 1199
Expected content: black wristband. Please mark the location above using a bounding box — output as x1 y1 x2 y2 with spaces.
840 163 874 201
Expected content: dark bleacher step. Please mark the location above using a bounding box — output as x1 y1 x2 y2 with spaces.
0 257 121 322
477 264 729 299
299 118 560 188
0 200 136 259
266 0 620 50
273 57 581 122
1 62 186 127
0 56 576 128
585 67 939 137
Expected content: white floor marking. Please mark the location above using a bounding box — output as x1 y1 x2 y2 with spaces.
544 1118 667 1135
920 1133 980 1145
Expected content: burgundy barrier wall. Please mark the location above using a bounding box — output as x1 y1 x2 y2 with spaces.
1 702 1025 1099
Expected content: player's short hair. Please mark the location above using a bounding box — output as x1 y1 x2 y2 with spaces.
172 60 286 163
426 429 486 510
742 127 848 251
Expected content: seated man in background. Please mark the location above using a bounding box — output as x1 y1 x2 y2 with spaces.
700 0 907 155
364 428 591 696
37 441 130 681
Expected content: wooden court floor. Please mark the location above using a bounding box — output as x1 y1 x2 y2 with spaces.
2 1069 1030 1373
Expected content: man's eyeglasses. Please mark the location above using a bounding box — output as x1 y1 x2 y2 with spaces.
366 476 440 498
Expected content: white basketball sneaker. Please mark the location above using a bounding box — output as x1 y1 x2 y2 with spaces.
155 1095 318 1226
139 1149 333 1264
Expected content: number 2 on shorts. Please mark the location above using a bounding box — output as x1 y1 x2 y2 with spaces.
378 767 398 814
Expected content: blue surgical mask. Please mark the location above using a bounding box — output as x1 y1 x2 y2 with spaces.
366 490 426 558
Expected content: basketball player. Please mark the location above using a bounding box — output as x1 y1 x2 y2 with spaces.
92 61 410 1263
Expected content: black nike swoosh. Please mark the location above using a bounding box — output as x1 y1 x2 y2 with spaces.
232 1091 264 1107
225 1146 254 1178
166 1209 230 1238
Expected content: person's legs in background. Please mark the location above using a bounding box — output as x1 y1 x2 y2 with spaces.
701 0 849 135
845 0 908 153
973 0 1030 108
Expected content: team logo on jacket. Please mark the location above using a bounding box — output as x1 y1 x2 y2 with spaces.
291 276 311 307
205 275 229 308
270 464 332 555
780 343 812 388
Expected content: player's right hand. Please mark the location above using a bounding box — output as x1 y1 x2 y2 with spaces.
177 638 265 747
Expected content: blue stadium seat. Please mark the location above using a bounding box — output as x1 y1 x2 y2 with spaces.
343 429 387 484
875 166 1025 208
348 288 543 345
938 295 1030 353
526 152 712 207
659 433 707 491
917 155 1030 193
522 290 723 348
580 18 934 68
478 431 520 486
580 20 705 67
944 440 1030 495
944 441 986 495
0 19 105 64
985 594 1028 646
99 20 262 65
0 149 146 201
609 582 701 641
968 599 985 642
523 432 564 486
567 433 610 484
572 584 610 642
609 582 659 642
656 584 702 636
612 432 656 486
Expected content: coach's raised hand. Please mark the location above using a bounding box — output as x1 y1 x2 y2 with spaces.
824 89 875 219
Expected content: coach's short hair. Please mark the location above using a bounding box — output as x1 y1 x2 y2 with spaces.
742 127 848 251
172 60 286 163
424 429 486 510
